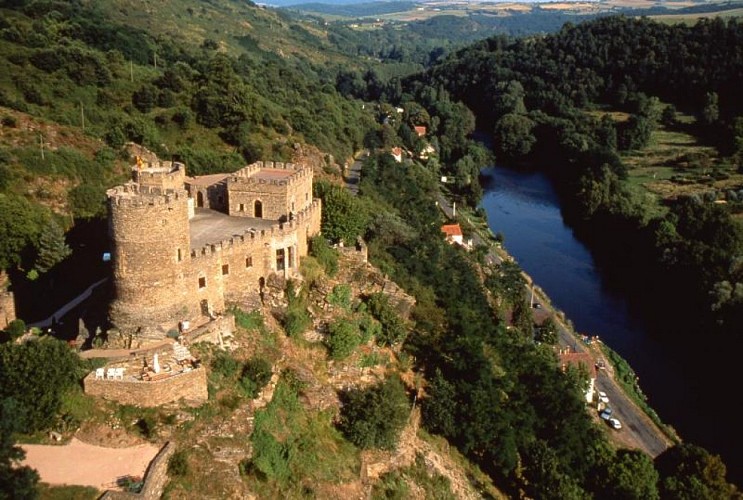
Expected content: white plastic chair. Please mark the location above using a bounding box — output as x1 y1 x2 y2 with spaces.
106 368 116 380
95 368 105 380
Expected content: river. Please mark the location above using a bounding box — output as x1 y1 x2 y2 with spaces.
480 165 741 486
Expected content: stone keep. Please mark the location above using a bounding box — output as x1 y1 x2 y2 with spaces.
107 159 321 339
108 162 199 333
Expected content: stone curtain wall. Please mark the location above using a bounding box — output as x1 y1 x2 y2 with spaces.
189 199 322 303
100 441 175 500
84 367 207 407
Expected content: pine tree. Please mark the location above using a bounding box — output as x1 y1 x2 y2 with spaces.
34 219 71 274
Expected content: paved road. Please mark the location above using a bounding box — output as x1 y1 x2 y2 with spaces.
344 153 364 196
437 188 671 457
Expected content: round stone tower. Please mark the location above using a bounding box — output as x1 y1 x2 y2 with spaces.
107 162 198 337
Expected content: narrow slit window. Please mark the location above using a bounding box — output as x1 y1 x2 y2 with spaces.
222 264 229 275
177 248 182 262
246 256 253 268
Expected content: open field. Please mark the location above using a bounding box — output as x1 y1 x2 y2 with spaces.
650 7 743 24
621 115 742 201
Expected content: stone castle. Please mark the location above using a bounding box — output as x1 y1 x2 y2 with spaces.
107 158 322 340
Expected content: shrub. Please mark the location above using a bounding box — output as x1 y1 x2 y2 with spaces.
211 352 240 379
366 293 407 346
325 319 361 360
338 376 409 450
327 284 352 310
232 308 264 330
1 116 17 127
238 356 272 398
168 450 189 477
309 235 338 277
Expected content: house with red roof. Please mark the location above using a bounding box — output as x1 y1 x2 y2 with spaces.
441 224 464 246
414 125 427 137
390 147 403 163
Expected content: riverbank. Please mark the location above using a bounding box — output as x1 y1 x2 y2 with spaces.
439 186 675 455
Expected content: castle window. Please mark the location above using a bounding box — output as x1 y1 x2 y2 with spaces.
276 248 285 271
222 264 229 275
198 277 206 289
246 256 253 268
254 200 263 218
239 203 245 212
305 193 308 201
177 248 182 262
291 201 295 212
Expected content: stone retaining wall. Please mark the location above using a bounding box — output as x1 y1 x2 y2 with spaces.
100 441 175 500
84 367 207 407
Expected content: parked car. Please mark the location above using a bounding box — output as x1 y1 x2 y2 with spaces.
600 408 612 420
598 391 609 404
608 418 622 430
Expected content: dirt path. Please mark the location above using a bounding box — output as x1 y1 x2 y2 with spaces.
21 438 160 490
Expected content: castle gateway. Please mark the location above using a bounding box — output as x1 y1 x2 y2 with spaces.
107 159 322 340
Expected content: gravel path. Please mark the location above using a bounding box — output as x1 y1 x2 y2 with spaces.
22 438 160 490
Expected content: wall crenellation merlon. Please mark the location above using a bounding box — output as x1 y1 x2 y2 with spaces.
134 161 186 177
108 185 188 208
229 161 309 187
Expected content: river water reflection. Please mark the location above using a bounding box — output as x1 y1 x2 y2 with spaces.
480 166 741 485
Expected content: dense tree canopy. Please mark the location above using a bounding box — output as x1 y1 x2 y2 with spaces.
0 338 84 432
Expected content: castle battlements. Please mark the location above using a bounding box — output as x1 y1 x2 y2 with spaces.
107 183 187 208
229 161 312 188
188 199 321 261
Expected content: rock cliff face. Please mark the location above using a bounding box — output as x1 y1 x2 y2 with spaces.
0 271 16 330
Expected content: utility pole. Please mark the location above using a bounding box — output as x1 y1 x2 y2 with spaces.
154 52 158 70
129 59 134 82
80 101 85 131
39 133 44 160
452 201 456 218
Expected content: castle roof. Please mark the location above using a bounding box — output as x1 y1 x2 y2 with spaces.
186 173 230 187
248 168 295 181
189 208 276 250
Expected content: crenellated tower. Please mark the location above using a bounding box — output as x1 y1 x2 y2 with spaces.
107 162 199 336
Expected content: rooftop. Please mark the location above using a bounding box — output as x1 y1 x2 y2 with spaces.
186 173 230 187
441 224 463 237
248 168 296 182
189 208 277 250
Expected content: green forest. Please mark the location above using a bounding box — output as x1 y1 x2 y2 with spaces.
2 0 743 497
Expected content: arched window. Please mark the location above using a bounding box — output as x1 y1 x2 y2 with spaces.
197 191 204 208
254 200 263 218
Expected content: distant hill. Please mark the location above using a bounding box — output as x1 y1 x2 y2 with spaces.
282 1 417 16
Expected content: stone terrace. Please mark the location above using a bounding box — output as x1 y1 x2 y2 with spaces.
189 208 277 250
